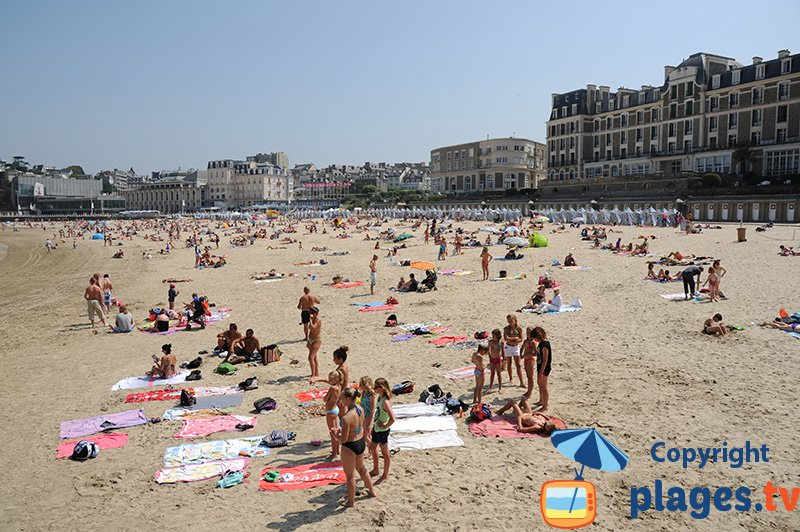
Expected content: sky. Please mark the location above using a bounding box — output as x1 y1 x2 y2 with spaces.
1 0 798 174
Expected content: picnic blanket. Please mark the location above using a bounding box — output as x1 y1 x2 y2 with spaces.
60 409 148 439
55 433 129 460
155 458 249 484
429 335 468 346
392 415 457 433
390 333 415 342
125 386 240 404
392 402 446 418
328 282 363 289
441 365 489 380
294 384 356 403
469 415 567 438
259 462 346 491
163 436 270 467
174 415 256 439
358 305 397 312
163 407 233 421
388 430 464 451
111 371 189 392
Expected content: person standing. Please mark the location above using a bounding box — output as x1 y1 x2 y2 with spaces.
503 314 524 386
369 255 378 296
167 283 179 311
480 246 492 281
369 378 396 485
330 388 378 508
681 266 704 300
102 274 113 312
532 326 551 411
297 287 321 341
306 307 322 378
84 277 106 328
712 260 727 299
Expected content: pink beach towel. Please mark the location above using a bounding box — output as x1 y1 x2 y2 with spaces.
294 384 357 403
440 365 489 380
329 282 363 289
469 415 567 438
60 409 149 439
259 462 345 491
174 415 256 439
55 433 129 460
358 304 397 312
429 335 468 346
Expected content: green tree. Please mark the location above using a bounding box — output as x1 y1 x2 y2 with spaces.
732 146 754 177
701 173 722 187
66 165 88 177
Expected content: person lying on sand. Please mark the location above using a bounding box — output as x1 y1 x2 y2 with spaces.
759 319 800 332
163 278 192 283
495 397 557 434
252 269 280 280
779 245 799 256
703 314 727 336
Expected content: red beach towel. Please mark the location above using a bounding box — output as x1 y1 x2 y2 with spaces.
357 305 397 312
429 335 468 346
259 462 346 491
55 433 129 459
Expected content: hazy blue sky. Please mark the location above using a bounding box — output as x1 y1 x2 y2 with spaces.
1 1 798 173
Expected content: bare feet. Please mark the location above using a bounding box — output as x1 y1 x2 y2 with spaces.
375 476 388 485
369 470 379 477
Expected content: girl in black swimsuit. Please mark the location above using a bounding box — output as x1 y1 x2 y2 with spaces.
532 327 552 410
330 388 377 507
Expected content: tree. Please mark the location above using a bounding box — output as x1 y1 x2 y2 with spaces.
66 165 87 177
701 173 722 187
732 146 755 177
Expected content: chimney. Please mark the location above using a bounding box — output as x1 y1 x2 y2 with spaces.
753 56 763 64
664 65 676 78
778 49 790 59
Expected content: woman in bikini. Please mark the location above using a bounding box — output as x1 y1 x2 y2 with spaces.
496 397 558 434
532 327 552 410
323 370 343 460
487 329 504 394
503 314 524 387
521 327 537 399
480 246 492 281
306 308 322 377
330 388 378 508
704 266 720 302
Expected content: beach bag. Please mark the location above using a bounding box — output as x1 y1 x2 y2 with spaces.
262 345 281 365
254 397 277 413
469 403 492 422
386 297 399 305
474 331 488 340
499 270 507 278
262 429 296 448
186 357 202 369
71 440 99 461
391 381 414 395
419 384 444 404
214 362 237 375
446 398 469 415
180 389 196 407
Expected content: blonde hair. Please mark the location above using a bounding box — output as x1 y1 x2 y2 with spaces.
373 377 393 399
359 376 374 395
328 371 342 385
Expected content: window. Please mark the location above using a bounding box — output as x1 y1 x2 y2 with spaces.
621 131 627 144
651 108 659 121
637 110 643 124
651 126 658 139
777 128 787 143
550 125 556 137
650 145 658 155
756 64 765 80
623 95 629 107
752 109 762 126
729 93 739 108
710 97 719 111
687 82 694 95
606 134 611 146
684 120 693 135
685 101 693 115
569 137 575 149
696 155 731 173
461 149 466 158
765 148 800 176
728 134 737 147
751 131 761 145
570 122 576 133
497 145 508 151
709 136 717 149
732 70 740 85
636 146 643 157
669 103 677 118
593 135 599 147
668 141 676 153
621 114 628 127
468 148 474 157
670 85 677 99
559 139 565 150
495 157 507 164
636 128 643 141
709 117 718 132
606 117 612 129
778 105 788 122
782 59 792 74
779 83 790 100
454 151 459 159
609 100 615 111
606 149 612 160
594 119 600 131
729 113 738 128
620 148 627 159
753 88 763 104
711 75 720 89
560 124 565 135
684 140 692 152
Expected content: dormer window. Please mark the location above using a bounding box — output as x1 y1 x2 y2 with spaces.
782 59 792 74
756 64 765 80
731 70 740 85
711 75 720 89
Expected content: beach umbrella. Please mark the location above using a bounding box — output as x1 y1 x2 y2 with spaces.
393 233 413 242
504 236 528 247
480 226 501 234
551 428 629 512
532 215 549 223
504 226 520 233
410 261 435 270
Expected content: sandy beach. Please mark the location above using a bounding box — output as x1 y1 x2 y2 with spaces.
0 219 798 531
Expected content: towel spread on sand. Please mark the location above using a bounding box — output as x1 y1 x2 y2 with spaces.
388 430 464 451
558 265 592 271
294 384 356 403
441 365 490 380
111 371 189 391
163 436 270 467
439 269 473 276
392 415 457 433
429 335 468 346
351 301 384 307
138 308 232 334
55 433 129 460
399 321 441 331
491 273 527 281
358 305 397 312
329 282 363 289
185 393 244 411
174 415 256 439
390 333 415 342
785 331 800 340
521 305 582 315
449 340 484 350
468 415 567 438
661 293 692 301
154 458 249 484
259 462 346 491
163 408 233 421
254 278 283 284
392 402 446 418
125 386 240 403
60 409 149 439
645 277 680 283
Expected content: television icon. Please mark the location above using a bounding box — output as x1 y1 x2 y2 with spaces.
540 480 596 529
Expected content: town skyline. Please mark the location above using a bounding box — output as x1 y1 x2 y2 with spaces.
1 1 798 174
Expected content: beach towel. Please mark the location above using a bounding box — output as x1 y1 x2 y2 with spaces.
469 415 567 438
388 429 464 451
439 269 473 276
558 265 591 271
784 331 800 340
55 433 129 460
60 409 149 439
189 393 244 410
294 384 356 403
254 278 283 284
163 407 233 421
660 293 691 301
137 308 232 334
449 340 484 350
429 335 468 346
392 415 457 433
539 306 582 315
351 301 384 307
390 333 415 342
258 462 346 491
174 415 257 439
441 365 489 380
111 371 189 391
163 436 270 467
490 273 527 281
155 458 249 484
358 304 397 312
329 282 363 289
125 386 240 404
399 321 441 332
392 402 446 418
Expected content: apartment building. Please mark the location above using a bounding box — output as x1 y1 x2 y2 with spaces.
546 49 800 180
430 137 546 194
122 181 205 213
206 152 292 209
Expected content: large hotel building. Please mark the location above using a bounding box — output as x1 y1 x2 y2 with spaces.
546 49 800 181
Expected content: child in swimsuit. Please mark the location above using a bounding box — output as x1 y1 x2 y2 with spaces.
369 378 396 484
323 370 343 460
472 344 488 406
487 329 504 394
358 376 376 445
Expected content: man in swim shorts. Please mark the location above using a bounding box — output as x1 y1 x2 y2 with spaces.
369 255 378 295
84 277 106 328
297 287 320 341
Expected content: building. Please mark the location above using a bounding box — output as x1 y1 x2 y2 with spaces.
206 159 240 208
205 154 292 210
122 180 205 213
247 152 289 170
430 137 546 194
546 49 800 181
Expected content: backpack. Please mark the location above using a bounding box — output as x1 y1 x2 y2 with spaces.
180 389 196 407
261 429 296 448
473 331 488 340
71 440 99 461
419 384 444 404
446 398 469 415
186 357 202 369
253 397 277 413
469 403 492 422
262 345 281 365
214 362 237 375
391 381 414 395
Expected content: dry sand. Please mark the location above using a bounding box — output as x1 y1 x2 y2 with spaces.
0 220 798 531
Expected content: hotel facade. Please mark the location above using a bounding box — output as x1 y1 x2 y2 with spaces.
546 49 800 181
